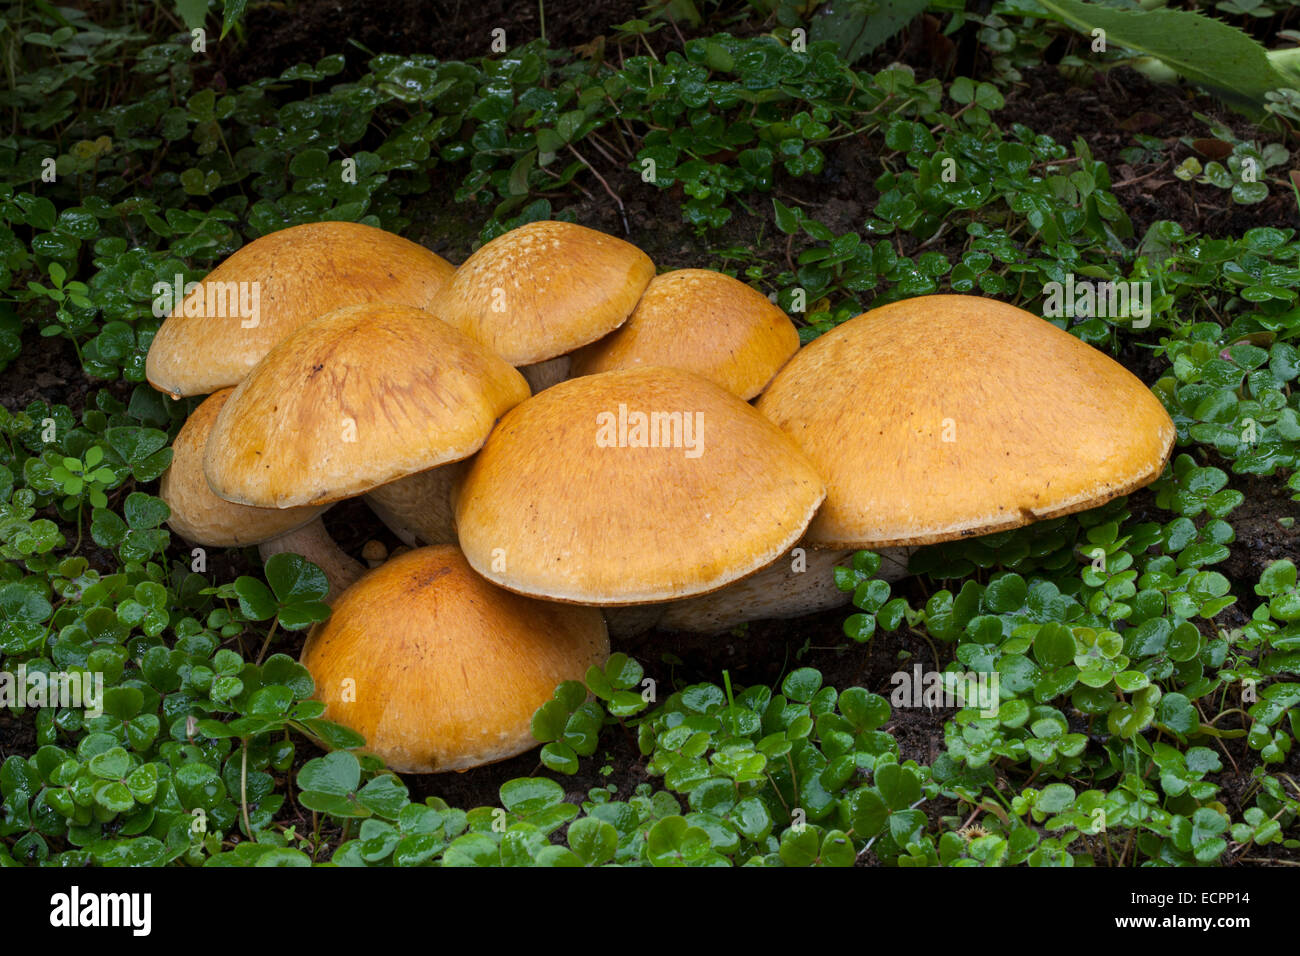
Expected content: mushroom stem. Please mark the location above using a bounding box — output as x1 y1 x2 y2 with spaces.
363 494 419 548
363 462 466 547
877 547 912 580
258 516 366 603
608 545 914 637
519 355 571 393
603 604 669 640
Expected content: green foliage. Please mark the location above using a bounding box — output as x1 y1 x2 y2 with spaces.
1031 0 1289 107
0 541 360 864
835 551 911 642
1172 117 1290 204
320 664 931 866
1156 307 1300 479
216 554 331 632
532 679 607 774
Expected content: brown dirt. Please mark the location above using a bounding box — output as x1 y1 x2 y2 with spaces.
1000 65 1300 240
217 0 650 86
1220 473 1300 586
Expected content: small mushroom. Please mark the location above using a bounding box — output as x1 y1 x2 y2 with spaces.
570 268 800 400
159 390 364 601
435 220 655 392
360 540 388 568
300 545 609 773
146 221 455 399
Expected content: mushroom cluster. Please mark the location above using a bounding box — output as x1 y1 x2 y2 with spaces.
149 219 1175 774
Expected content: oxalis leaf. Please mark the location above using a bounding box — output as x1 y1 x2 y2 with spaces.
264 553 330 630
1031 0 1288 107
233 577 276 621
297 751 360 796
265 552 329 604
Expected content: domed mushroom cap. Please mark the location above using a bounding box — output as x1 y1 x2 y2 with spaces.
455 366 827 604
300 545 609 773
160 389 325 546
570 269 800 400
437 220 655 366
204 303 529 509
146 221 455 398
755 295 1176 548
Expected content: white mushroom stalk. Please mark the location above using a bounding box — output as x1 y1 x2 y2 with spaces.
605 545 914 638
518 356 572 394
363 463 466 548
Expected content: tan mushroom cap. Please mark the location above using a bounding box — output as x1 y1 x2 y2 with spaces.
204 303 529 509
570 269 800 400
146 221 456 398
755 294 1177 548
455 366 827 604
436 220 655 366
160 389 325 546
300 545 609 773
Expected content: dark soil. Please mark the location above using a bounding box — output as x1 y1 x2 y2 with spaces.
217 0 649 86
1220 473 1300 585
1000 65 1300 240
5 333 87 413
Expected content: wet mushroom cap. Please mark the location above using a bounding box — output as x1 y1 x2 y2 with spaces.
570 268 800 400
436 220 655 366
454 366 826 604
300 545 609 773
159 388 326 546
755 294 1177 548
146 221 456 398
203 303 529 509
